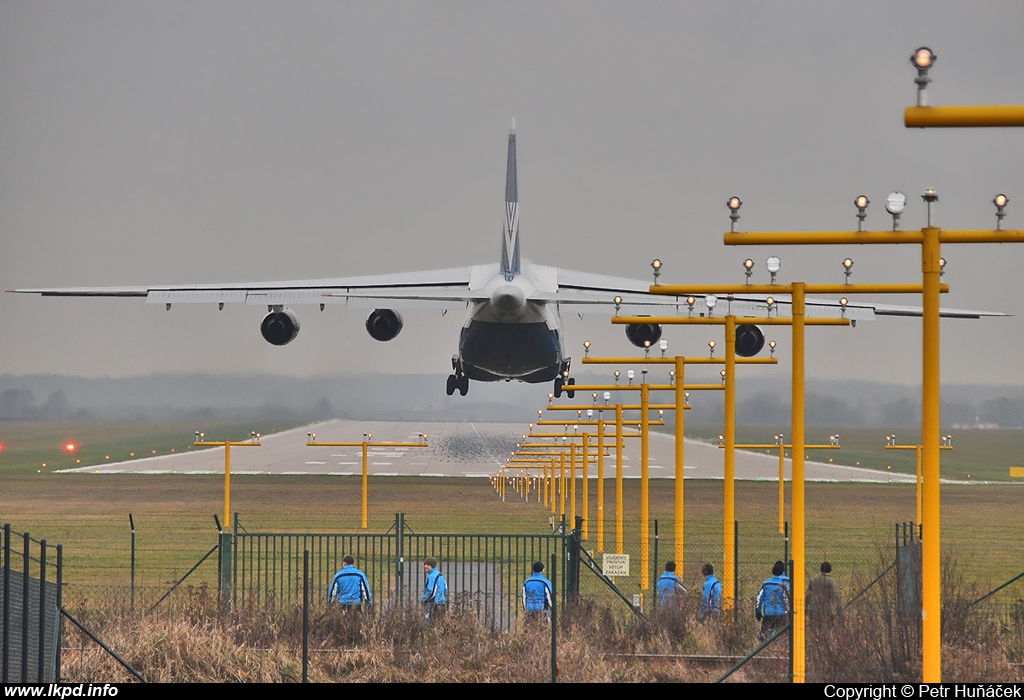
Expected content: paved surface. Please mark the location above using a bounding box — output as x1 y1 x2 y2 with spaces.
56 419 918 483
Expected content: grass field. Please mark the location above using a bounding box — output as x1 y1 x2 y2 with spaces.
1 420 1022 609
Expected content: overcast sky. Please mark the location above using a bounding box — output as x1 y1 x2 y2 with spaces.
2 2 1022 391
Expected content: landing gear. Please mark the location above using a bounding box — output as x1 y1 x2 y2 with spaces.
553 375 576 399
447 360 469 397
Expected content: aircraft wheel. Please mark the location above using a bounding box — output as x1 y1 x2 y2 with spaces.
553 376 563 398
458 375 469 396
446 374 457 396
566 376 576 399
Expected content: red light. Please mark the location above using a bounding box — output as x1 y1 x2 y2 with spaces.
64 443 77 453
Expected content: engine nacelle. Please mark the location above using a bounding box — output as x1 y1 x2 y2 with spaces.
735 324 765 357
625 317 663 349
365 308 404 342
260 309 300 346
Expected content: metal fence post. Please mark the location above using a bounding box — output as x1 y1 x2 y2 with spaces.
550 551 558 684
2 523 9 684
22 532 29 682
568 516 583 601
302 549 309 683
128 514 136 617
733 520 740 624
38 539 46 682
55 544 62 683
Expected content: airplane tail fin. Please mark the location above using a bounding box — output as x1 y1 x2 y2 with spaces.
501 126 520 281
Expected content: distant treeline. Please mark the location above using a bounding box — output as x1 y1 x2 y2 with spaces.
1 373 1023 427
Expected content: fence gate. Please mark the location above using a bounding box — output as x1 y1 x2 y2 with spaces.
229 513 568 629
2 525 62 684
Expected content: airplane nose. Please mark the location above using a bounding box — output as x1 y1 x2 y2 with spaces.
491 284 525 311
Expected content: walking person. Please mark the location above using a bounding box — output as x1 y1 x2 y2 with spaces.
327 555 372 611
522 560 553 623
756 560 790 640
422 557 447 623
656 561 687 612
807 561 841 625
700 563 721 619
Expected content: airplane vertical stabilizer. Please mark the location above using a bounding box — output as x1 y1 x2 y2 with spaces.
501 129 520 281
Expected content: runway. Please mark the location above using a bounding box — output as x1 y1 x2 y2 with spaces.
55 419 918 483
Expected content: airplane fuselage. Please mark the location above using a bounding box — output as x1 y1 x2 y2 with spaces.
455 262 566 383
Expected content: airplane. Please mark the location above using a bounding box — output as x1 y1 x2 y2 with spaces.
11 129 1006 397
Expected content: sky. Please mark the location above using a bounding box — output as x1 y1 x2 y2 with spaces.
1 2 1022 390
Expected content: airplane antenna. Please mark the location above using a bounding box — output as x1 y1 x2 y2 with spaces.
510 117 516 134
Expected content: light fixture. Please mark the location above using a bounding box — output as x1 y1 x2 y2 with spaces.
768 339 777 358
668 369 675 385
718 434 724 447
686 296 696 317
583 340 591 357
843 257 854 283
652 259 663 285
854 195 869 231
922 188 938 227
627 369 635 385
641 368 648 384
727 196 742 232
683 391 690 407
994 194 1008 230
765 296 775 316
708 339 717 358
614 370 621 385
911 46 936 107
614 295 622 316
705 294 717 317
603 391 611 404
885 192 906 231
939 257 946 280
839 297 848 318
659 338 669 358
743 258 754 284
720 369 726 385
644 339 652 358
766 256 781 285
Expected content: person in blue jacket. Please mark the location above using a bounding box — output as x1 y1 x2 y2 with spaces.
700 563 721 619
522 560 553 622
656 561 687 611
328 555 372 611
422 557 447 623
756 560 791 640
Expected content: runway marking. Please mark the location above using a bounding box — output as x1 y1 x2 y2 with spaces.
373 472 399 476
464 473 491 477
305 461 327 465
281 471 309 475
328 471 355 476
336 461 357 465
372 462 392 466
330 453 348 457
421 473 445 477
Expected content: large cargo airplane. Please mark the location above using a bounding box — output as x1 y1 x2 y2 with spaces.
11 130 1004 397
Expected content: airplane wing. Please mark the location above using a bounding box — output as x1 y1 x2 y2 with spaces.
541 269 1008 320
10 267 488 310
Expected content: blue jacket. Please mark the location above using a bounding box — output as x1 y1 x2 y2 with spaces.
328 565 372 606
422 567 447 605
523 572 553 613
756 575 790 617
656 572 686 609
701 575 722 617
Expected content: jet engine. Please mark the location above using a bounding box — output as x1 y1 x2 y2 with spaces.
735 324 765 357
365 308 404 342
260 309 300 346
625 317 663 348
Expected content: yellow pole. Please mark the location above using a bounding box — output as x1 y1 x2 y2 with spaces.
674 357 685 566
723 315 736 611
641 381 650 591
550 460 556 513
597 418 606 551
559 451 566 519
224 443 231 526
570 442 577 526
792 282 807 683
616 403 624 555
922 226 942 682
361 440 369 529
582 436 589 539
779 444 786 535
